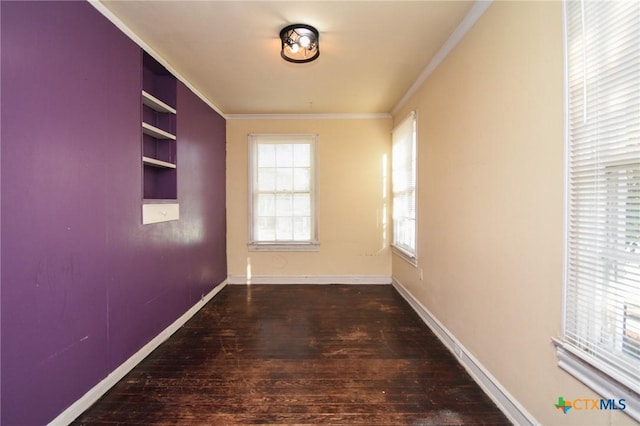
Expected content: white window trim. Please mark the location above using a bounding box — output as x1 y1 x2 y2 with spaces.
391 111 418 263
553 339 640 422
247 133 319 251
558 1 640 420
248 242 319 252
391 245 418 267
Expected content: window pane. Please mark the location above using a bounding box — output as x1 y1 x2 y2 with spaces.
293 193 310 216
275 194 292 216
255 217 275 241
293 144 310 167
276 168 293 191
276 144 293 167
293 168 310 191
258 144 276 167
257 168 275 191
255 194 275 216
293 217 311 241
275 217 293 240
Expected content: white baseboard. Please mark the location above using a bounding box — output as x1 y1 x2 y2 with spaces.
227 274 392 285
48 280 228 426
392 278 538 426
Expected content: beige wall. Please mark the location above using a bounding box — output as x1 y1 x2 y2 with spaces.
393 2 636 425
226 118 392 281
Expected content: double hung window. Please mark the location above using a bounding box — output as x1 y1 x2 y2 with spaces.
392 111 417 261
560 0 640 414
248 134 318 250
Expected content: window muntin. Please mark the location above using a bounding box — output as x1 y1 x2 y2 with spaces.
249 134 318 249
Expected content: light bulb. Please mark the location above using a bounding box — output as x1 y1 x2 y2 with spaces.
299 35 311 48
288 42 299 53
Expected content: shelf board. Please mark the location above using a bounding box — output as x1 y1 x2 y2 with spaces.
142 122 176 140
142 90 176 114
143 156 176 169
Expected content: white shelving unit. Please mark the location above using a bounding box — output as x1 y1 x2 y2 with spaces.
141 52 178 223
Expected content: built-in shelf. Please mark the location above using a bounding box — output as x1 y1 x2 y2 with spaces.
142 122 176 140
141 51 177 214
142 90 177 114
143 156 176 169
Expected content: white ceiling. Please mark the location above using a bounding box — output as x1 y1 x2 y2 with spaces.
99 1 475 115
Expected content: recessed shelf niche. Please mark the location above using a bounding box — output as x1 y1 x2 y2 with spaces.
141 52 178 224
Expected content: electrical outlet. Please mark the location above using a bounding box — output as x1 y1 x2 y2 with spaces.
419 268 424 281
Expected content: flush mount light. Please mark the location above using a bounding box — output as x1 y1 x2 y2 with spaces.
280 24 319 63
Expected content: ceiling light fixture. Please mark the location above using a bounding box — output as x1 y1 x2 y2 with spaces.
280 24 319 63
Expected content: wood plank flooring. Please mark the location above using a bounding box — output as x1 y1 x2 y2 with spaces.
72 285 511 425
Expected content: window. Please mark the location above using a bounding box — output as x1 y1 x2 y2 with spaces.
558 0 640 414
248 134 318 250
392 111 417 261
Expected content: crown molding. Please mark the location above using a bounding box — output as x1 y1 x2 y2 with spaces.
226 113 392 120
392 0 493 116
88 0 226 118
91 0 491 120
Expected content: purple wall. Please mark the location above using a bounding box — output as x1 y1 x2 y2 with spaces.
0 2 227 424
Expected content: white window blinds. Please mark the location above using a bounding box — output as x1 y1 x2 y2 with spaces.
563 0 640 398
392 112 417 258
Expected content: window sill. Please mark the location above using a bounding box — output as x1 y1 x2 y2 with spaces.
392 245 417 267
552 338 640 422
248 242 320 252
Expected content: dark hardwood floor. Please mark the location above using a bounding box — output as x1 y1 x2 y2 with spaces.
72 285 511 425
